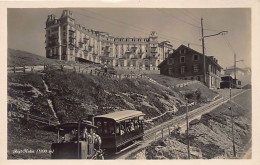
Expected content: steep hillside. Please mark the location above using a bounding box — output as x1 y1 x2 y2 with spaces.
131 90 251 159
7 49 219 159
8 49 57 66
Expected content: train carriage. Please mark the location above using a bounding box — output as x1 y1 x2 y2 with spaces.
94 110 145 152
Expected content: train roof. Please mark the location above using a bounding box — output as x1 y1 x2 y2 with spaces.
95 110 145 122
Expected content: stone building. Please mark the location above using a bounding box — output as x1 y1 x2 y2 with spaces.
45 10 174 70
158 45 222 88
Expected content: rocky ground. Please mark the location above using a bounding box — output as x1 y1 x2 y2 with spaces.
129 90 251 159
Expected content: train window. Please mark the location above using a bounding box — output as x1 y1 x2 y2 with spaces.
125 120 135 132
134 119 139 129
103 121 108 134
120 121 125 135
96 121 102 134
115 123 120 135
108 121 115 135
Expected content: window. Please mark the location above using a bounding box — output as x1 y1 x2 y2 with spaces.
193 54 199 61
62 46 67 54
103 121 108 134
180 56 185 63
179 49 186 54
56 47 59 55
132 60 137 67
167 58 174 65
168 67 174 75
193 64 199 72
181 66 185 74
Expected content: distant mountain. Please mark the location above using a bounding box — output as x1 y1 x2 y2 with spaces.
8 48 59 66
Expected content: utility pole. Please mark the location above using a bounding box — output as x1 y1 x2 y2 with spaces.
229 88 236 157
201 17 206 86
200 18 228 87
234 54 244 89
186 101 191 159
234 54 236 88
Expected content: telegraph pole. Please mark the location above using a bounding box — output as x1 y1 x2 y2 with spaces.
234 54 236 88
229 88 236 157
186 101 191 159
234 54 243 89
201 18 228 87
201 17 206 85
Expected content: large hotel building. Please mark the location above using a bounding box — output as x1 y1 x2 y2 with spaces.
45 10 174 70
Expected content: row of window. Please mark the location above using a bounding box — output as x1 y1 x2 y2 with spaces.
168 55 199 65
181 65 200 74
169 65 200 75
181 76 201 81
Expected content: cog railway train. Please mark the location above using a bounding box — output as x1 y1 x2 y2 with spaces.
51 110 145 159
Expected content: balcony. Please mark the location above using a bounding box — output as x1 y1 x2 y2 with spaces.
69 42 75 46
69 36 75 39
69 45 74 50
75 48 79 53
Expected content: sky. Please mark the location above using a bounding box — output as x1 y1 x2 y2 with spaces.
7 8 251 69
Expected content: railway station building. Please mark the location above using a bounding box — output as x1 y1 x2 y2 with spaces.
158 45 222 88
45 10 174 70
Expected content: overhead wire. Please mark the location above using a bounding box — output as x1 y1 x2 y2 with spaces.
182 9 201 21
156 9 201 29
177 9 201 25
72 8 202 47
66 8 235 68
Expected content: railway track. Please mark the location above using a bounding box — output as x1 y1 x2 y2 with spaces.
111 89 247 159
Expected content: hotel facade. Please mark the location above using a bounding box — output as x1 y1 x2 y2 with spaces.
45 10 174 70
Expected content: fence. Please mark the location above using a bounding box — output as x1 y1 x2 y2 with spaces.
8 65 200 90
8 104 59 126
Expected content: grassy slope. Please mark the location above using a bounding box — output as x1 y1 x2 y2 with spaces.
8 49 58 66
7 49 218 159
8 48 97 68
147 74 217 100
8 121 56 159
44 70 180 123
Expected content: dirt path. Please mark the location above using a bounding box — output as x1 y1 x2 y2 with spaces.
42 78 58 119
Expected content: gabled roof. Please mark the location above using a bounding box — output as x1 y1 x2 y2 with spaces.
158 44 222 69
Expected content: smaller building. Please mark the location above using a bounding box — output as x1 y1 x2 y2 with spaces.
158 44 222 88
220 76 241 89
224 66 250 77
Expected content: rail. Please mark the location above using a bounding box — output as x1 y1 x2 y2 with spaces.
143 89 247 142
112 89 247 159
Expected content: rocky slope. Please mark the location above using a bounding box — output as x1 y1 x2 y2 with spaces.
130 90 251 159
